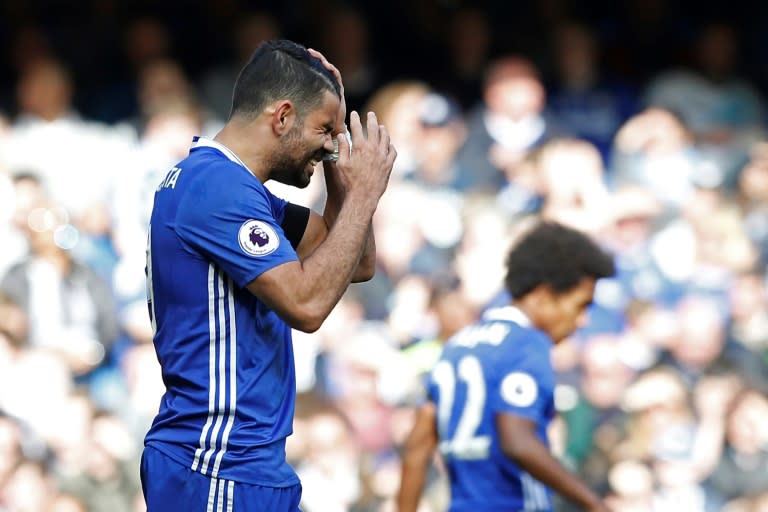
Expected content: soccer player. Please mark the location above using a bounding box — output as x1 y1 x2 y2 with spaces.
397 221 616 512
140 40 396 511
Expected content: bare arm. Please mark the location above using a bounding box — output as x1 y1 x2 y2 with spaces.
322 159 376 282
397 402 438 512
496 413 609 512
309 49 376 283
293 164 376 282
247 111 395 332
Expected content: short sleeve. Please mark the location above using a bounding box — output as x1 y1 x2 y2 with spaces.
488 341 554 423
175 164 298 288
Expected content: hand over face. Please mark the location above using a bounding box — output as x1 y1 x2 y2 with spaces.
308 48 347 136
335 110 397 202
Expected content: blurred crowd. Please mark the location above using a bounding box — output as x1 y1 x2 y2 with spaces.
1 3 768 512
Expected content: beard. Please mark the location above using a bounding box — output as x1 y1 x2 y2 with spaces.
268 124 325 188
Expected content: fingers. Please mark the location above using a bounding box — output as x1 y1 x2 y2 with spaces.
348 111 364 144
307 48 331 70
344 111 396 169
336 131 350 164
307 48 343 87
366 111 380 146
378 124 390 154
386 143 398 169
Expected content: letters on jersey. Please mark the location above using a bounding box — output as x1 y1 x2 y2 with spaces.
427 306 555 510
158 166 183 190
144 137 300 487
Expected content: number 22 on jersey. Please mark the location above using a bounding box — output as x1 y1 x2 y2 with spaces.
433 355 491 460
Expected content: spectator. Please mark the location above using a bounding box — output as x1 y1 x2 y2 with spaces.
546 21 638 164
653 295 764 390
408 92 471 192
644 22 766 184
363 80 430 177
598 186 672 312
131 59 211 138
200 12 282 121
611 108 704 211
395 274 477 405
0 177 118 377
296 406 362 512
437 6 493 110
0 415 23 491
649 423 725 512
0 459 56 511
648 186 758 297
619 366 693 461
48 494 89 512
57 411 141 512
737 142 768 265
726 272 768 364
328 323 399 454
708 388 768 501
536 137 610 234
5 58 131 222
456 56 556 193
605 458 655 511
316 6 381 115
561 335 635 493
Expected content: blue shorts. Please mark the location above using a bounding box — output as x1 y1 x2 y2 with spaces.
141 445 302 512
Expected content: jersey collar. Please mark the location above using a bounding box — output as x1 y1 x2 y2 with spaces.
482 306 531 327
191 136 255 175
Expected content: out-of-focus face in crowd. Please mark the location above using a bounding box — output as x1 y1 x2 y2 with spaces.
726 390 768 453
484 58 544 122
16 58 73 122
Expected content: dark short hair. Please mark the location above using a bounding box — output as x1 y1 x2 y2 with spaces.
11 171 42 185
230 39 341 120
504 220 616 298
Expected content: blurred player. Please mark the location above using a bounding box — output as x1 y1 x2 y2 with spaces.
397 221 615 511
141 40 396 511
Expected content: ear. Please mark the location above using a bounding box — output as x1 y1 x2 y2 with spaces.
528 284 557 309
270 100 297 136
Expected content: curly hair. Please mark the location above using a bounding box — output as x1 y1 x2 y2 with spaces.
504 220 615 298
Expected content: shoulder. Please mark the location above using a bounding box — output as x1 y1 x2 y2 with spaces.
178 157 270 215
186 151 261 192
490 323 552 374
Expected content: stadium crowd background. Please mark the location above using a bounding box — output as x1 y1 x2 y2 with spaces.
1 0 768 510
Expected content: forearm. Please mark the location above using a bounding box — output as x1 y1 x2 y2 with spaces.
252 110 393 332
397 454 430 512
352 224 375 282
506 436 602 509
398 403 438 512
291 192 376 330
323 160 376 281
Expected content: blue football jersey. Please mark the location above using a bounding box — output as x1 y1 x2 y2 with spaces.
144 136 301 487
427 306 556 511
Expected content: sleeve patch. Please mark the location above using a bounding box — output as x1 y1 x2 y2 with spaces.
238 220 280 256
500 372 538 407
